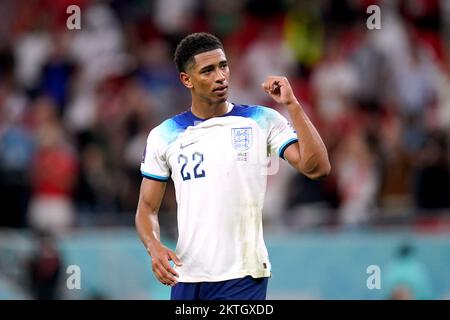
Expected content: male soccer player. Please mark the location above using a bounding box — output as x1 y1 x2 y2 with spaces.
135 33 330 300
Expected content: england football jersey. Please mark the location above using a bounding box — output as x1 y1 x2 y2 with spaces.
140 102 298 282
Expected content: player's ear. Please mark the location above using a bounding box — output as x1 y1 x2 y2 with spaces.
180 72 193 89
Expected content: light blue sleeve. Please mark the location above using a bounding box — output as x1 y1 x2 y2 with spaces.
140 128 170 182
265 108 298 160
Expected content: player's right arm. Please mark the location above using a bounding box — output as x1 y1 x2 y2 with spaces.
135 178 182 286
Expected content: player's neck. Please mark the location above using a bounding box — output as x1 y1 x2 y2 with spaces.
190 100 229 120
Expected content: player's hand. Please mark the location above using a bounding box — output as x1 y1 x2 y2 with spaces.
261 76 298 107
148 243 182 286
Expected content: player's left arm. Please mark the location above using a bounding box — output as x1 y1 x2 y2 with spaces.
262 76 331 180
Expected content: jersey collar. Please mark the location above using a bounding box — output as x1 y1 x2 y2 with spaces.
188 102 235 122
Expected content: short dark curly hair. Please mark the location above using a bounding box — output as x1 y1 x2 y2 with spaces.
174 32 224 73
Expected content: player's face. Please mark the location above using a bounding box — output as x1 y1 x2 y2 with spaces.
184 48 230 104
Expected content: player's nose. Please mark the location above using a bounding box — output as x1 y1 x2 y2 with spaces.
215 69 226 83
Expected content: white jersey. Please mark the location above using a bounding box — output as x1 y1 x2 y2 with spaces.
140 102 298 282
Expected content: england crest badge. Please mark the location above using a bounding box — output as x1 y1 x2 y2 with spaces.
231 127 253 151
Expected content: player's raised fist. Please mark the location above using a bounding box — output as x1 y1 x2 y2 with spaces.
261 76 298 106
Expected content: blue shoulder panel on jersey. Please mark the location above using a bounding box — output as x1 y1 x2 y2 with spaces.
171 110 200 128
227 104 282 130
173 104 268 123
158 104 271 144
156 109 213 145
226 104 266 121
157 112 192 145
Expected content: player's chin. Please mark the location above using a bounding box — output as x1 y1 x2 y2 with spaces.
214 93 228 104
216 97 227 104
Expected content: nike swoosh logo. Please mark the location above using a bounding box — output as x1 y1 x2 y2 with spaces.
180 140 198 149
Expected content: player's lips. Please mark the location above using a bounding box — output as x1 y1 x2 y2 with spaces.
213 85 228 94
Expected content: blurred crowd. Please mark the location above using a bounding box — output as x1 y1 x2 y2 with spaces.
0 0 449 236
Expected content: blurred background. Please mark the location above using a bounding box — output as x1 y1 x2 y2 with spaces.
0 0 449 300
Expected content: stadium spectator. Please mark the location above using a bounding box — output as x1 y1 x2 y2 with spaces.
384 243 434 300
335 129 380 227
0 73 34 228
27 96 78 235
413 130 450 212
311 33 358 125
27 231 63 300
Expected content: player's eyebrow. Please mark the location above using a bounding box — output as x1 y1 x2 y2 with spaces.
199 65 214 72
199 60 227 72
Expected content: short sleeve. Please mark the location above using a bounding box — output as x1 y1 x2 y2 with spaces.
267 109 298 160
140 129 170 182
